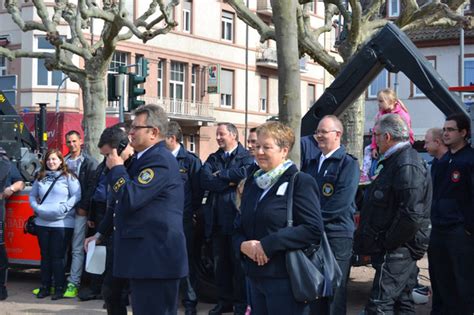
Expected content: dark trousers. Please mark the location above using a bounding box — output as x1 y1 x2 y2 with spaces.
428 225 474 315
310 237 353 315
249 276 309 315
180 214 197 309
130 278 180 315
365 247 417 315
36 226 73 289
212 232 246 308
102 238 128 315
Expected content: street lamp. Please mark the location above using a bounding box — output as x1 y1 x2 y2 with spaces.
55 75 69 113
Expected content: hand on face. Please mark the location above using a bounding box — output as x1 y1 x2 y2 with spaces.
105 148 124 169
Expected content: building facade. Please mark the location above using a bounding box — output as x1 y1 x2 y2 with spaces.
0 0 329 160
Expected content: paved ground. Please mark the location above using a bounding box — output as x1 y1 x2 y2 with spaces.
0 257 432 314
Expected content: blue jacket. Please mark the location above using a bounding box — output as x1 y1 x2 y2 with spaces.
175 144 203 218
200 143 253 236
431 145 474 231
108 141 188 279
300 135 320 171
29 171 81 228
301 146 359 239
233 165 324 278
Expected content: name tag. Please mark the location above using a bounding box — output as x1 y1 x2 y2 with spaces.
276 182 288 196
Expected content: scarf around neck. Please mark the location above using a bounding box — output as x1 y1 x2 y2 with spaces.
254 159 294 190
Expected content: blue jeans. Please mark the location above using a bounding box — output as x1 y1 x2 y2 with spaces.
249 276 309 315
36 226 73 289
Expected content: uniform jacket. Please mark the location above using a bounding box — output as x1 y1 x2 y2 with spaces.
301 146 359 239
176 144 203 218
233 165 324 278
200 143 253 236
107 141 188 279
65 152 98 212
87 161 108 223
354 144 432 260
431 145 474 232
300 135 320 171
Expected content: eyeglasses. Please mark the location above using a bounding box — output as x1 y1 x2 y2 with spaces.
442 127 459 133
130 125 154 131
315 129 339 135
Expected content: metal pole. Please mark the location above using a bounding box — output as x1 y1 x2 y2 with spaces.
38 103 48 154
55 76 69 113
244 0 249 146
119 76 125 122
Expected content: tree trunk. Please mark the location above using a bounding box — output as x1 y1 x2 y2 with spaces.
270 0 302 166
340 94 365 163
80 77 106 160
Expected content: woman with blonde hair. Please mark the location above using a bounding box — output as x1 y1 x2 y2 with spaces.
234 121 323 314
29 149 81 300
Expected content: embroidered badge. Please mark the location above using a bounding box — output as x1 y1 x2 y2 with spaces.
451 170 461 183
322 183 334 197
138 168 154 184
374 190 384 199
113 177 125 192
179 168 188 173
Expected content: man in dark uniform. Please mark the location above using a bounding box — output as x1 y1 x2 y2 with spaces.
165 121 202 315
85 126 134 315
429 113 474 314
354 114 431 314
301 115 359 315
105 104 188 315
201 123 253 315
0 147 25 300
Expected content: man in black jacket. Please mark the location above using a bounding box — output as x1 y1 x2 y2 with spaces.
354 114 431 315
429 114 474 314
165 121 202 315
64 130 98 298
201 123 253 315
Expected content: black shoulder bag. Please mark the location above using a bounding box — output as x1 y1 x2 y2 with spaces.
285 172 343 302
24 175 61 236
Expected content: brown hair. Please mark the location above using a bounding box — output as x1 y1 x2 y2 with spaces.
256 121 295 151
37 149 74 180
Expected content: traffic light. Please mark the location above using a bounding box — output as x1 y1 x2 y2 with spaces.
107 73 118 101
141 58 149 78
128 73 146 110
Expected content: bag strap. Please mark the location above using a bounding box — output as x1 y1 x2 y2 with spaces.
286 172 299 227
39 175 61 205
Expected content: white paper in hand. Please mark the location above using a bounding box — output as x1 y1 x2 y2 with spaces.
86 240 106 275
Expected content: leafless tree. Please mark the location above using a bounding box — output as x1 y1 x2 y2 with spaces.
0 0 179 158
227 0 471 160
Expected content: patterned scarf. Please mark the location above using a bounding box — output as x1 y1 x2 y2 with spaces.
254 159 294 190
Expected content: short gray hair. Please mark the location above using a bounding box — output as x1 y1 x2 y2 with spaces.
376 114 409 142
134 104 168 135
218 122 239 142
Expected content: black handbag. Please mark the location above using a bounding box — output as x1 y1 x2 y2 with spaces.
285 172 343 302
24 175 61 236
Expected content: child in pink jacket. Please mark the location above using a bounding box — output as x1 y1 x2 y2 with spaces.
361 88 415 182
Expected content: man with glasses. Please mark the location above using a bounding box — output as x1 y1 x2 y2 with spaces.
301 115 359 315
354 114 431 315
105 104 188 315
429 113 474 314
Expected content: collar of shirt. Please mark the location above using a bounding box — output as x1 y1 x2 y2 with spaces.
224 146 237 157
137 145 154 160
318 146 340 172
171 146 180 158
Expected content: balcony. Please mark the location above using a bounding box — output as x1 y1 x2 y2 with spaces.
256 46 309 72
256 0 272 16
144 97 215 122
106 97 215 123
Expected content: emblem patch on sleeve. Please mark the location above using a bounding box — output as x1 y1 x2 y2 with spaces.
322 183 334 197
138 168 155 184
113 177 126 192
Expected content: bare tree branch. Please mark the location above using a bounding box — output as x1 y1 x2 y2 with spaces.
5 0 48 31
226 0 276 43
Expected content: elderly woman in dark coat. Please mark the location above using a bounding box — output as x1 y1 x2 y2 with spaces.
233 121 324 315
